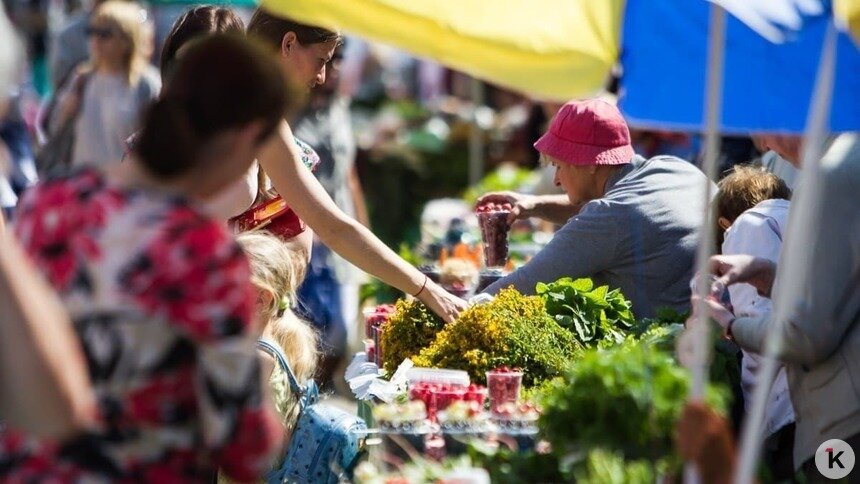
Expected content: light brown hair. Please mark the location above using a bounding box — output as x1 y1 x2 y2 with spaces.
717 165 792 223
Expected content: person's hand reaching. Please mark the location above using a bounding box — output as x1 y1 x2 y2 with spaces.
418 281 468 323
708 255 777 298
476 192 536 226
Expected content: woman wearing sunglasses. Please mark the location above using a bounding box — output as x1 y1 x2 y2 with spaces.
50 0 160 169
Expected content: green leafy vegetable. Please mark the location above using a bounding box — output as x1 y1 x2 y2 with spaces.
538 340 728 466
536 277 635 346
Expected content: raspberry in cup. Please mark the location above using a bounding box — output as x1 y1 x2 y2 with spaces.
486 366 523 416
475 202 512 267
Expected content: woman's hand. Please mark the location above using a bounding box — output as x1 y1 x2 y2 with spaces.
417 281 468 323
476 191 537 225
709 254 777 298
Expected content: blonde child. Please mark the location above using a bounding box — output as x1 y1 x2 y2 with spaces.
237 232 318 428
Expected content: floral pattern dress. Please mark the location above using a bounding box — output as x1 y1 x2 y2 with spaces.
0 169 282 483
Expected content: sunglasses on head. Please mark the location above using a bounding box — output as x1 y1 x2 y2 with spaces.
86 26 115 39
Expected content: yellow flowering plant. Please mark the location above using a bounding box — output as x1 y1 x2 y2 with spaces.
413 288 582 386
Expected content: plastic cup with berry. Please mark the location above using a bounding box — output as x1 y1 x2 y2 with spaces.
475 202 513 268
486 366 523 416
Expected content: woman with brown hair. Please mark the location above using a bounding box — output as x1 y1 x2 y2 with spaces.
51 0 160 169
246 9 468 322
0 35 289 482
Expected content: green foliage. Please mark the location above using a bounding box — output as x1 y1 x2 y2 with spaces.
537 341 728 465
413 288 582 386
631 307 689 337
636 321 743 408
462 165 537 205
379 299 445 373
467 443 567 484
536 277 635 346
573 449 659 484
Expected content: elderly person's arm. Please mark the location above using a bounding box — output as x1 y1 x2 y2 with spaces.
478 191 581 225
483 201 619 295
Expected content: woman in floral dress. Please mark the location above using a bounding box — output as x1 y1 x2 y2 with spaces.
0 36 290 482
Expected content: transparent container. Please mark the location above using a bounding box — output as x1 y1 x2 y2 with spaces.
407 367 471 387
486 371 523 416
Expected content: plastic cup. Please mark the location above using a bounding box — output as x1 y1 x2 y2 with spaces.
477 210 511 267
435 388 467 412
485 371 523 416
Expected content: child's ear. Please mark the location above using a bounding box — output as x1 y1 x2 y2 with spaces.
718 216 732 231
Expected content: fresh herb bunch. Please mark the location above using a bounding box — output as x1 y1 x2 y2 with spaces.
536 277 635 346
379 299 445 373
538 340 728 464
413 288 581 386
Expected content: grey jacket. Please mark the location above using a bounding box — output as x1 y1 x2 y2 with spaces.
732 133 860 467
485 155 714 318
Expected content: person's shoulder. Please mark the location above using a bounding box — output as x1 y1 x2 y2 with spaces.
22 167 104 203
821 133 860 181
747 198 791 218
135 201 254 339
644 154 704 175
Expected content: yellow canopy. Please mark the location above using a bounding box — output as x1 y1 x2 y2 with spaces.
835 0 860 44
259 0 624 101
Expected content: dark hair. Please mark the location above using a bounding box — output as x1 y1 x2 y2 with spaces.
135 35 288 179
247 8 340 51
160 6 245 80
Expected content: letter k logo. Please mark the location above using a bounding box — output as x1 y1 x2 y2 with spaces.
828 448 846 469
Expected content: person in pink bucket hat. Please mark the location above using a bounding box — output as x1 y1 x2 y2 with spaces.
478 98 715 318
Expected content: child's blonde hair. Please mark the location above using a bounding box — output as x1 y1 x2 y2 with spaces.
237 232 317 427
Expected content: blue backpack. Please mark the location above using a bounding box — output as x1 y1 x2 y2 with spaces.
257 340 367 484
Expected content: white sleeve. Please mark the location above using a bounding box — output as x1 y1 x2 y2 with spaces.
722 211 783 319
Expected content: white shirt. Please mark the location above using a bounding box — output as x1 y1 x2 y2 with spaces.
71 70 160 168
722 198 795 437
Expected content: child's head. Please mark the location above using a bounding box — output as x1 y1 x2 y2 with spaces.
237 231 306 325
716 165 791 231
237 232 318 424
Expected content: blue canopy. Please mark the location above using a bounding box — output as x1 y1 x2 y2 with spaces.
619 0 860 133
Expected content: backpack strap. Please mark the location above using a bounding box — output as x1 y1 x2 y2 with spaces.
256 339 307 401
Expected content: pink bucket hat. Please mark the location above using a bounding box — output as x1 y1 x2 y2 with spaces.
534 98 634 166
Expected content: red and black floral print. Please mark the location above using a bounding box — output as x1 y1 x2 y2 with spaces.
1 169 282 483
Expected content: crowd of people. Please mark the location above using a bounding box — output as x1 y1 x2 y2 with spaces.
0 1 857 482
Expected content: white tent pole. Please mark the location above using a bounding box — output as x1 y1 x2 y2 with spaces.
690 0 726 403
684 3 727 479
734 21 838 484
685 4 726 482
